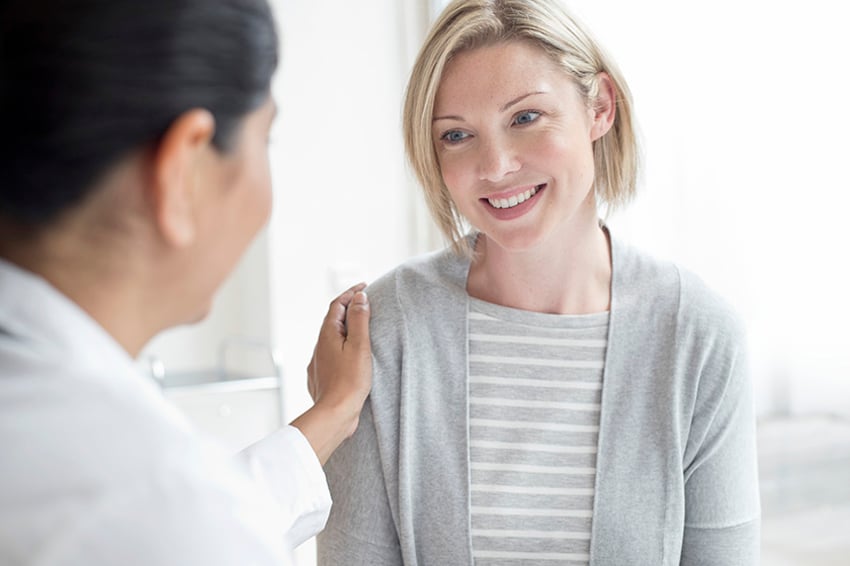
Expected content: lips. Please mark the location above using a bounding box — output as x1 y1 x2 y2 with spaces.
487 185 539 209
482 184 546 208
480 183 546 220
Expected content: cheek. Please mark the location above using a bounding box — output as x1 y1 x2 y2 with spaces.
438 151 474 198
253 165 274 225
539 133 595 186
238 152 273 228
209 159 272 262
439 160 476 218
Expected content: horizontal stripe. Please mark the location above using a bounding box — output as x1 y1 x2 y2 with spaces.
469 418 599 433
471 484 595 496
472 528 591 540
472 506 593 518
470 333 607 347
470 397 600 411
471 462 596 475
470 354 603 369
470 375 602 390
469 307 600 565
468 311 501 321
473 550 590 560
471 439 597 453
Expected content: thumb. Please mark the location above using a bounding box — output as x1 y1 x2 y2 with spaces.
344 291 371 351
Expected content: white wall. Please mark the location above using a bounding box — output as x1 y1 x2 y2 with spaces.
563 0 850 416
266 0 425 420
266 0 427 562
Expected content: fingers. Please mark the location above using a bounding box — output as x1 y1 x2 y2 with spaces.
300 284 372 452
343 291 370 351
321 283 365 339
332 282 367 309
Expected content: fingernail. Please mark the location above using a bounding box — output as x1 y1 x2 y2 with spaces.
353 291 368 305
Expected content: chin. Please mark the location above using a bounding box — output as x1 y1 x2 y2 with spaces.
180 302 213 326
189 307 212 324
481 227 549 253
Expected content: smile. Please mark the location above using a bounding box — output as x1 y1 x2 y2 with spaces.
485 184 544 209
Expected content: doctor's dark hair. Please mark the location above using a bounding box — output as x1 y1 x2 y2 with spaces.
0 0 278 225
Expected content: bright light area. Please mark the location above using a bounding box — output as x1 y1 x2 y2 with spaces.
560 0 850 418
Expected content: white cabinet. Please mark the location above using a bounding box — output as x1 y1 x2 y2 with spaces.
164 376 283 453
145 334 286 453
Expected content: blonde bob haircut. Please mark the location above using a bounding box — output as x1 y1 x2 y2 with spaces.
403 0 639 252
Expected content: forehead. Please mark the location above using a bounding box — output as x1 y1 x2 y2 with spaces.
434 40 570 112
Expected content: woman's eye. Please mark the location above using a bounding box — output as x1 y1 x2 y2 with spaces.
514 111 541 125
441 130 469 144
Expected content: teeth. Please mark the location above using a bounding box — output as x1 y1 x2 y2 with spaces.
488 186 539 209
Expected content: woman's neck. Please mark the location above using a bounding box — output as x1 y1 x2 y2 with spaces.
1 221 162 358
466 219 612 315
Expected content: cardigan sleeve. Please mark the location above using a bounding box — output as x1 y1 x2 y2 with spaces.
678 273 761 565
317 273 405 566
316 400 403 566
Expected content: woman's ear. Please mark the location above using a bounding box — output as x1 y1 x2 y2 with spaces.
590 72 616 142
150 109 216 247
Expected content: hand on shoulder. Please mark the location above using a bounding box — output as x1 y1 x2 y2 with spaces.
291 283 372 465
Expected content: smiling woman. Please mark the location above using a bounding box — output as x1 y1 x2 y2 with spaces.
317 1 760 565
432 41 612 268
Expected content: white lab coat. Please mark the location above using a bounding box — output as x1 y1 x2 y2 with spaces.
0 258 331 565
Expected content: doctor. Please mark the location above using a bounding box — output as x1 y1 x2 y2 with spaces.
0 0 371 564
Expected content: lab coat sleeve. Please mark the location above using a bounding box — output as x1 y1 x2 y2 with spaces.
237 424 332 549
44 456 298 566
41 427 328 566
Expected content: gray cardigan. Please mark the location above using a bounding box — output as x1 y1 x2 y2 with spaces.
318 235 760 565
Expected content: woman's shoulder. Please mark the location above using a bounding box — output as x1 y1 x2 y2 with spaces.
366 243 469 309
613 236 744 341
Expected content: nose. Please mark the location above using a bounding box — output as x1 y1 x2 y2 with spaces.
477 136 520 182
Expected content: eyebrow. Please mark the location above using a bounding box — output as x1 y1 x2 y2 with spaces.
501 91 545 112
432 91 547 122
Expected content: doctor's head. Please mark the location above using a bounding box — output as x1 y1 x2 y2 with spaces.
403 0 639 253
0 0 279 344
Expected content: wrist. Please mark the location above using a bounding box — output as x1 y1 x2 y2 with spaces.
290 399 362 465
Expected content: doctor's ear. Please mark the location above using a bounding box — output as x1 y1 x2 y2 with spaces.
149 108 216 248
589 72 616 142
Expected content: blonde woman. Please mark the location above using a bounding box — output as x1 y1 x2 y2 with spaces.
319 0 759 564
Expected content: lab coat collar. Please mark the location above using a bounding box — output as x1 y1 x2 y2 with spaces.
0 257 139 385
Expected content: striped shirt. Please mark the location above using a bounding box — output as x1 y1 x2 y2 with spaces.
468 298 608 565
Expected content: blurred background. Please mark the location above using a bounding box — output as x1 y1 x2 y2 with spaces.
140 0 850 564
